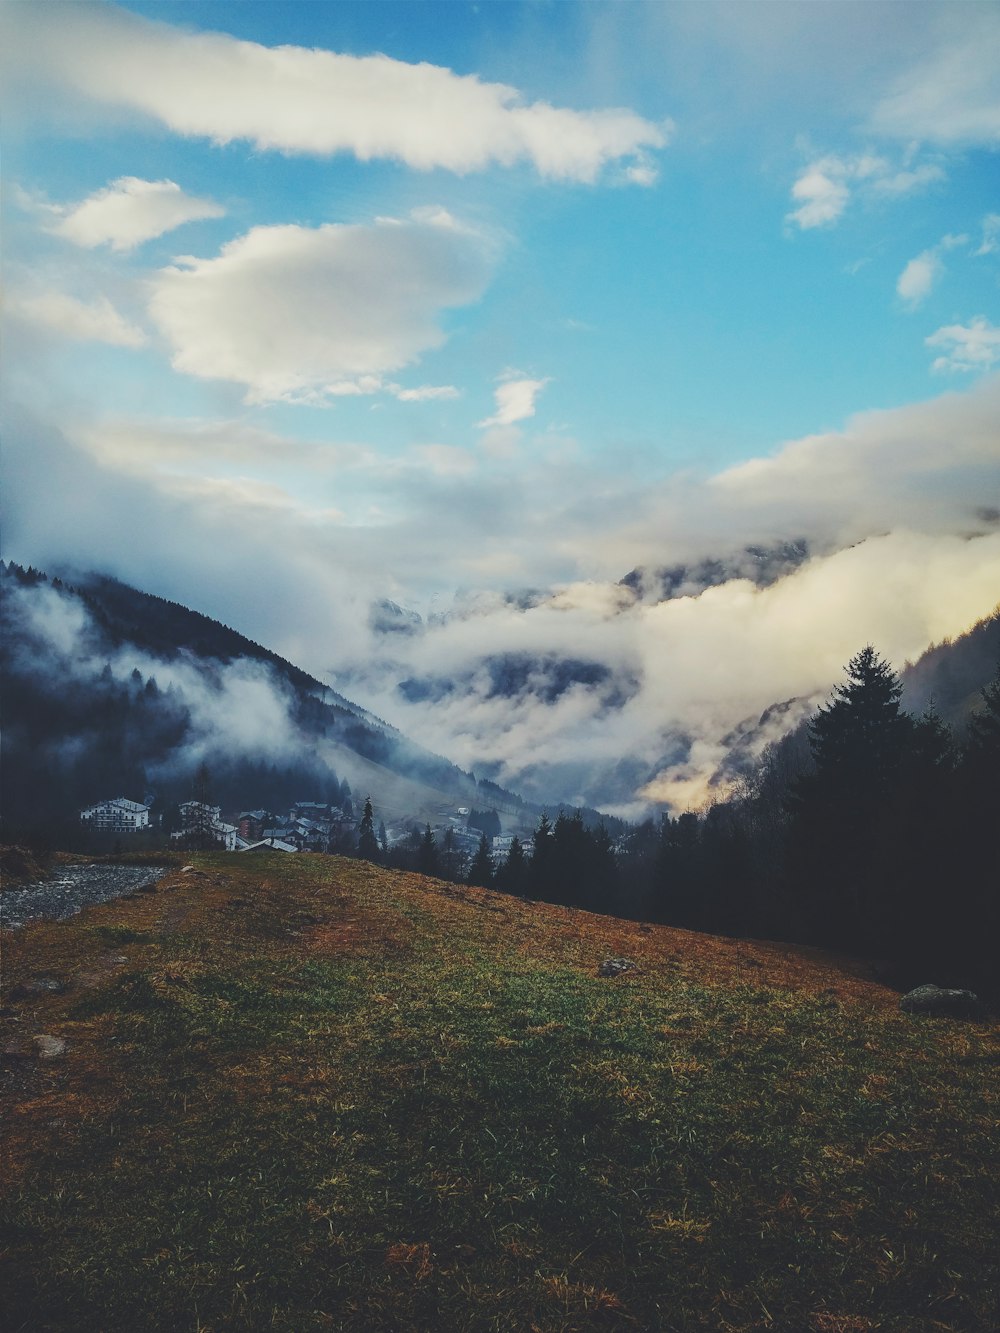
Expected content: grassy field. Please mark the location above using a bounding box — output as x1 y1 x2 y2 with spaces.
2 854 998 1332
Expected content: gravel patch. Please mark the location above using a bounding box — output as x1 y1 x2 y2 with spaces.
0 864 169 929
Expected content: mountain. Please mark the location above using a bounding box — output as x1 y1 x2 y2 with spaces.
620 538 811 603
0 562 506 837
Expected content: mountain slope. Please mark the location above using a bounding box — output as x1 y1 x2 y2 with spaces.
4 851 998 1332
0 563 494 832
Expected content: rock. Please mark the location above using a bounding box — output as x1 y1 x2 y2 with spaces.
598 957 637 978
9 977 67 1000
900 985 986 1020
34 1035 67 1059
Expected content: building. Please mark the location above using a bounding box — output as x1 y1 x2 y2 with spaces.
79 798 150 833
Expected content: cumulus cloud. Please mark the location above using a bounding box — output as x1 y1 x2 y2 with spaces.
47 176 224 252
479 374 551 428
7 2 667 183
786 159 852 229
7 289 147 347
870 10 1000 147
786 152 944 230
147 210 493 403
926 318 1000 374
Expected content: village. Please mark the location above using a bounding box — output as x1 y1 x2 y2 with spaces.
78 794 532 874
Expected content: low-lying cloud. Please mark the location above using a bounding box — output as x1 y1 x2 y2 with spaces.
4 374 999 818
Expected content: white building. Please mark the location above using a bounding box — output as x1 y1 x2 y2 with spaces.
80 798 151 833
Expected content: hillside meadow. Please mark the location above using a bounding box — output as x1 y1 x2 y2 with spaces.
2 853 998 1332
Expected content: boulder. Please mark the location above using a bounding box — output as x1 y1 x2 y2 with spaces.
34 1035 67 1059
900 985 985 1020
598 957 637 978
9 977 67 1000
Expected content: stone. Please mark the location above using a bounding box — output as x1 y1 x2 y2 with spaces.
34 1035 67 1059
9 977 67 1000
900 985 986 1020
598 957 637 978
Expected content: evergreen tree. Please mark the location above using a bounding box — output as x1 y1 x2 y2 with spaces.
467 832 494 888
417 824 438 877
789 646 910 950
357 795 380 862
530 813 553 895
496 834 529 897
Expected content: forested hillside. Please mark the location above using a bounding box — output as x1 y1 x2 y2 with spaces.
0 563 482 837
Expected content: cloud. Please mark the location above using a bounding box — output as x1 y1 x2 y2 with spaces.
896 232 969 309
4 377 999 817
7 290 147 347
479 374 551 428
869 163 946 197
46 176 224 252
975 213 1000 256
786 159 852 229
786 152 944 230
147 210 493 403
897 250 942 308
870 10 1000 147
926 318 1000 374
8 3 666 183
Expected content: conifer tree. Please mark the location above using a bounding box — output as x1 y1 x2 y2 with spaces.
789 646 910 950
358 795 380 862
467 832 494 888
496 834 529 896
417 823 438 877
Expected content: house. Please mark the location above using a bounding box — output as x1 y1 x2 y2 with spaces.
238 838 297 854
173 801 239 850
80 798 151 833
238 809 270 841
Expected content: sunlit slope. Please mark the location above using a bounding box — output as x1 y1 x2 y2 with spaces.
3 855 998 1333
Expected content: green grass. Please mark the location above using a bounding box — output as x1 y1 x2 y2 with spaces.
2 854 998 1332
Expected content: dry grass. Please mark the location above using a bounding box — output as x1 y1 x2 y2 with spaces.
2 853 998 1332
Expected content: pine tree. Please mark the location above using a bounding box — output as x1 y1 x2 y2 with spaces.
496 834 529 897
467 832 494 888
417 824 438 877
358 795 380 862
789 646 910 950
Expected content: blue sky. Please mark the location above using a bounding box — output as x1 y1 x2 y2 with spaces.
2 1 999 811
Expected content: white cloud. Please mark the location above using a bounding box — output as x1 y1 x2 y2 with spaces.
479 374 551 428
870 11 1000 147
147 210 493 404
8 290 147 347
975 213 1000 256
896 250 942 308
786 159 852 229
391 384 460 403
926 318 1000 374
5 375 999 814
869 163 946 197
8 3 666 184
48 177 224 252
786 151 944 231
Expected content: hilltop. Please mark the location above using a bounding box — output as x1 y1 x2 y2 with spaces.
3 854 997 1332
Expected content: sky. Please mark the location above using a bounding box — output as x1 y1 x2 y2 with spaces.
2 0 999 816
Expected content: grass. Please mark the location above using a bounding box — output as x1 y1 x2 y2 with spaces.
2 854 998 1332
